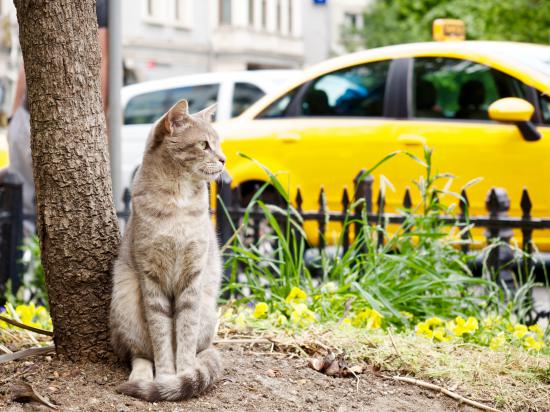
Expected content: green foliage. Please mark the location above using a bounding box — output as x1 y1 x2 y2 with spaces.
346 0 550 49
221 148 547 336
5 235 48 310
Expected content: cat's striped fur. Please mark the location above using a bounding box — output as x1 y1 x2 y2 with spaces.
110 99 225 401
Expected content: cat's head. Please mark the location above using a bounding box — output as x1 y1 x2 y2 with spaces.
152 99 226 181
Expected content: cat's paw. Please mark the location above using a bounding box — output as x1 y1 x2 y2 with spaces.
129 359 154 382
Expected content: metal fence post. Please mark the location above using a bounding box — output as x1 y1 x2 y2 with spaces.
485 188 515 290
216 171 233 249
0 173 24 297
353 170 373 244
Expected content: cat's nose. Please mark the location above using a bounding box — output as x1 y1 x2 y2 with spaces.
218 154 226 165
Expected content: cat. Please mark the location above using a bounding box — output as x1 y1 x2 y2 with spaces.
110 99 226 402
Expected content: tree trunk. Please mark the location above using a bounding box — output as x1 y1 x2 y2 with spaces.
14 0 120 362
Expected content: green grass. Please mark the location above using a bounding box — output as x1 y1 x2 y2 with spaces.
220 147 547 331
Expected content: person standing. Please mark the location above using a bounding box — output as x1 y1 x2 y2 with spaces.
4 0 109 233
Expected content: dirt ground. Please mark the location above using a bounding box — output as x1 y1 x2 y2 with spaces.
0 346 477 412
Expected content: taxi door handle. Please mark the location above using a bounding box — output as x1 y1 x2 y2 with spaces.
277 132 301 143
397 134 427 146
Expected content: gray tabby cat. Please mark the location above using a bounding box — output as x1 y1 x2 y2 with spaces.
110 99 225 401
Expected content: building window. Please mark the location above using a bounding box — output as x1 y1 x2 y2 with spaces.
248 0 254 26
175 0 183 22
288 0 293 35
219 0 231 25
146 0 163 19
344 12 363 30
144 0 192 28
276 0 282 32
261 0 267 29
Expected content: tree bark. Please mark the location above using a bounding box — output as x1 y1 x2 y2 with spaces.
14 0 120 361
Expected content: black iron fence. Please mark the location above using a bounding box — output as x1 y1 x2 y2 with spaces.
1 170 549 321
215 170 550 323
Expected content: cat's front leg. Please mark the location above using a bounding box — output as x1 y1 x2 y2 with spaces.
142 276 176 376
174 275 202 374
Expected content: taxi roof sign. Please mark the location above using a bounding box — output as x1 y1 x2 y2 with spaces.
433 19 465 41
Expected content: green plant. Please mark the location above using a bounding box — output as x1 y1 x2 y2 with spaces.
220 148 547 334
5 235 48 310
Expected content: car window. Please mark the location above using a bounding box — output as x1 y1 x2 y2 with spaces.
124 84 220 125
538 92 550 124
231 82 265 117
299 60 390 117
256 88 299 119
413 57 527 120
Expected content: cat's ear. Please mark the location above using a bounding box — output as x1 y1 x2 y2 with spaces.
196 103 217 122
165 99 191 135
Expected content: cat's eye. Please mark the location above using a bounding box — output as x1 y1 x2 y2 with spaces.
197 141 209 150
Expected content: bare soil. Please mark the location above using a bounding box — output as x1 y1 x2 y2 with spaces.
0 346 477 412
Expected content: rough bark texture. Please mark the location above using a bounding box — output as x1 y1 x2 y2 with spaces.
14 0 120 361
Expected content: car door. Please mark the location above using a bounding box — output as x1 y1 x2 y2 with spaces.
245 59 424 242
391 56 550 249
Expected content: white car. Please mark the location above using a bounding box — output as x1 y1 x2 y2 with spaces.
121 70 299 190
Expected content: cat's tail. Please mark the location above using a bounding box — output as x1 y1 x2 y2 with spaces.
116 347 222 402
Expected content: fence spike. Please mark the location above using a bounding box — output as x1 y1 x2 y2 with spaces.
376 188 385 214
486 188 510 216
520 188 532 218
459 189 469 215
295 187 303 212
353 169 367 185
486 188 499 215
341 187 350 210
403 188 412 209
318 186 327 251
318 186 327 210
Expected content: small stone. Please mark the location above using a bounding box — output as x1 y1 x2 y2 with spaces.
44 356 52 362
53 371 59 378
116 404 129 412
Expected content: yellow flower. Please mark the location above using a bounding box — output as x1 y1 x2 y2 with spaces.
289 303 316 328
352 308 382 330
528 324 544 339
400 311 413 319
321 282 338 294
512 324 528 339
490 333 506 351
482 315 500 329
285 287 308 304
450 316 478 337
425 317 443 327
232 308 252 329
433 326 451 342
416 321 433 339
221 307 235 320
269 311 288 327
524 335 544 351
253 302 269 319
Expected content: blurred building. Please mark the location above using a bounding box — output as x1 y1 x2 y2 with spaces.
123 0 304 82
0 0 372 95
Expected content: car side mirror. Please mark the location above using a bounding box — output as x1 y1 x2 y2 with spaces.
488 98 541 141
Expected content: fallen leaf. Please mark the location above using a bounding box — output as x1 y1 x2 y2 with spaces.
309 357 325 371
11 381 58 410
324 359 342 376
348 364 364 374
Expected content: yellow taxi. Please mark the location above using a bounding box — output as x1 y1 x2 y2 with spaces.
215 41 550 251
